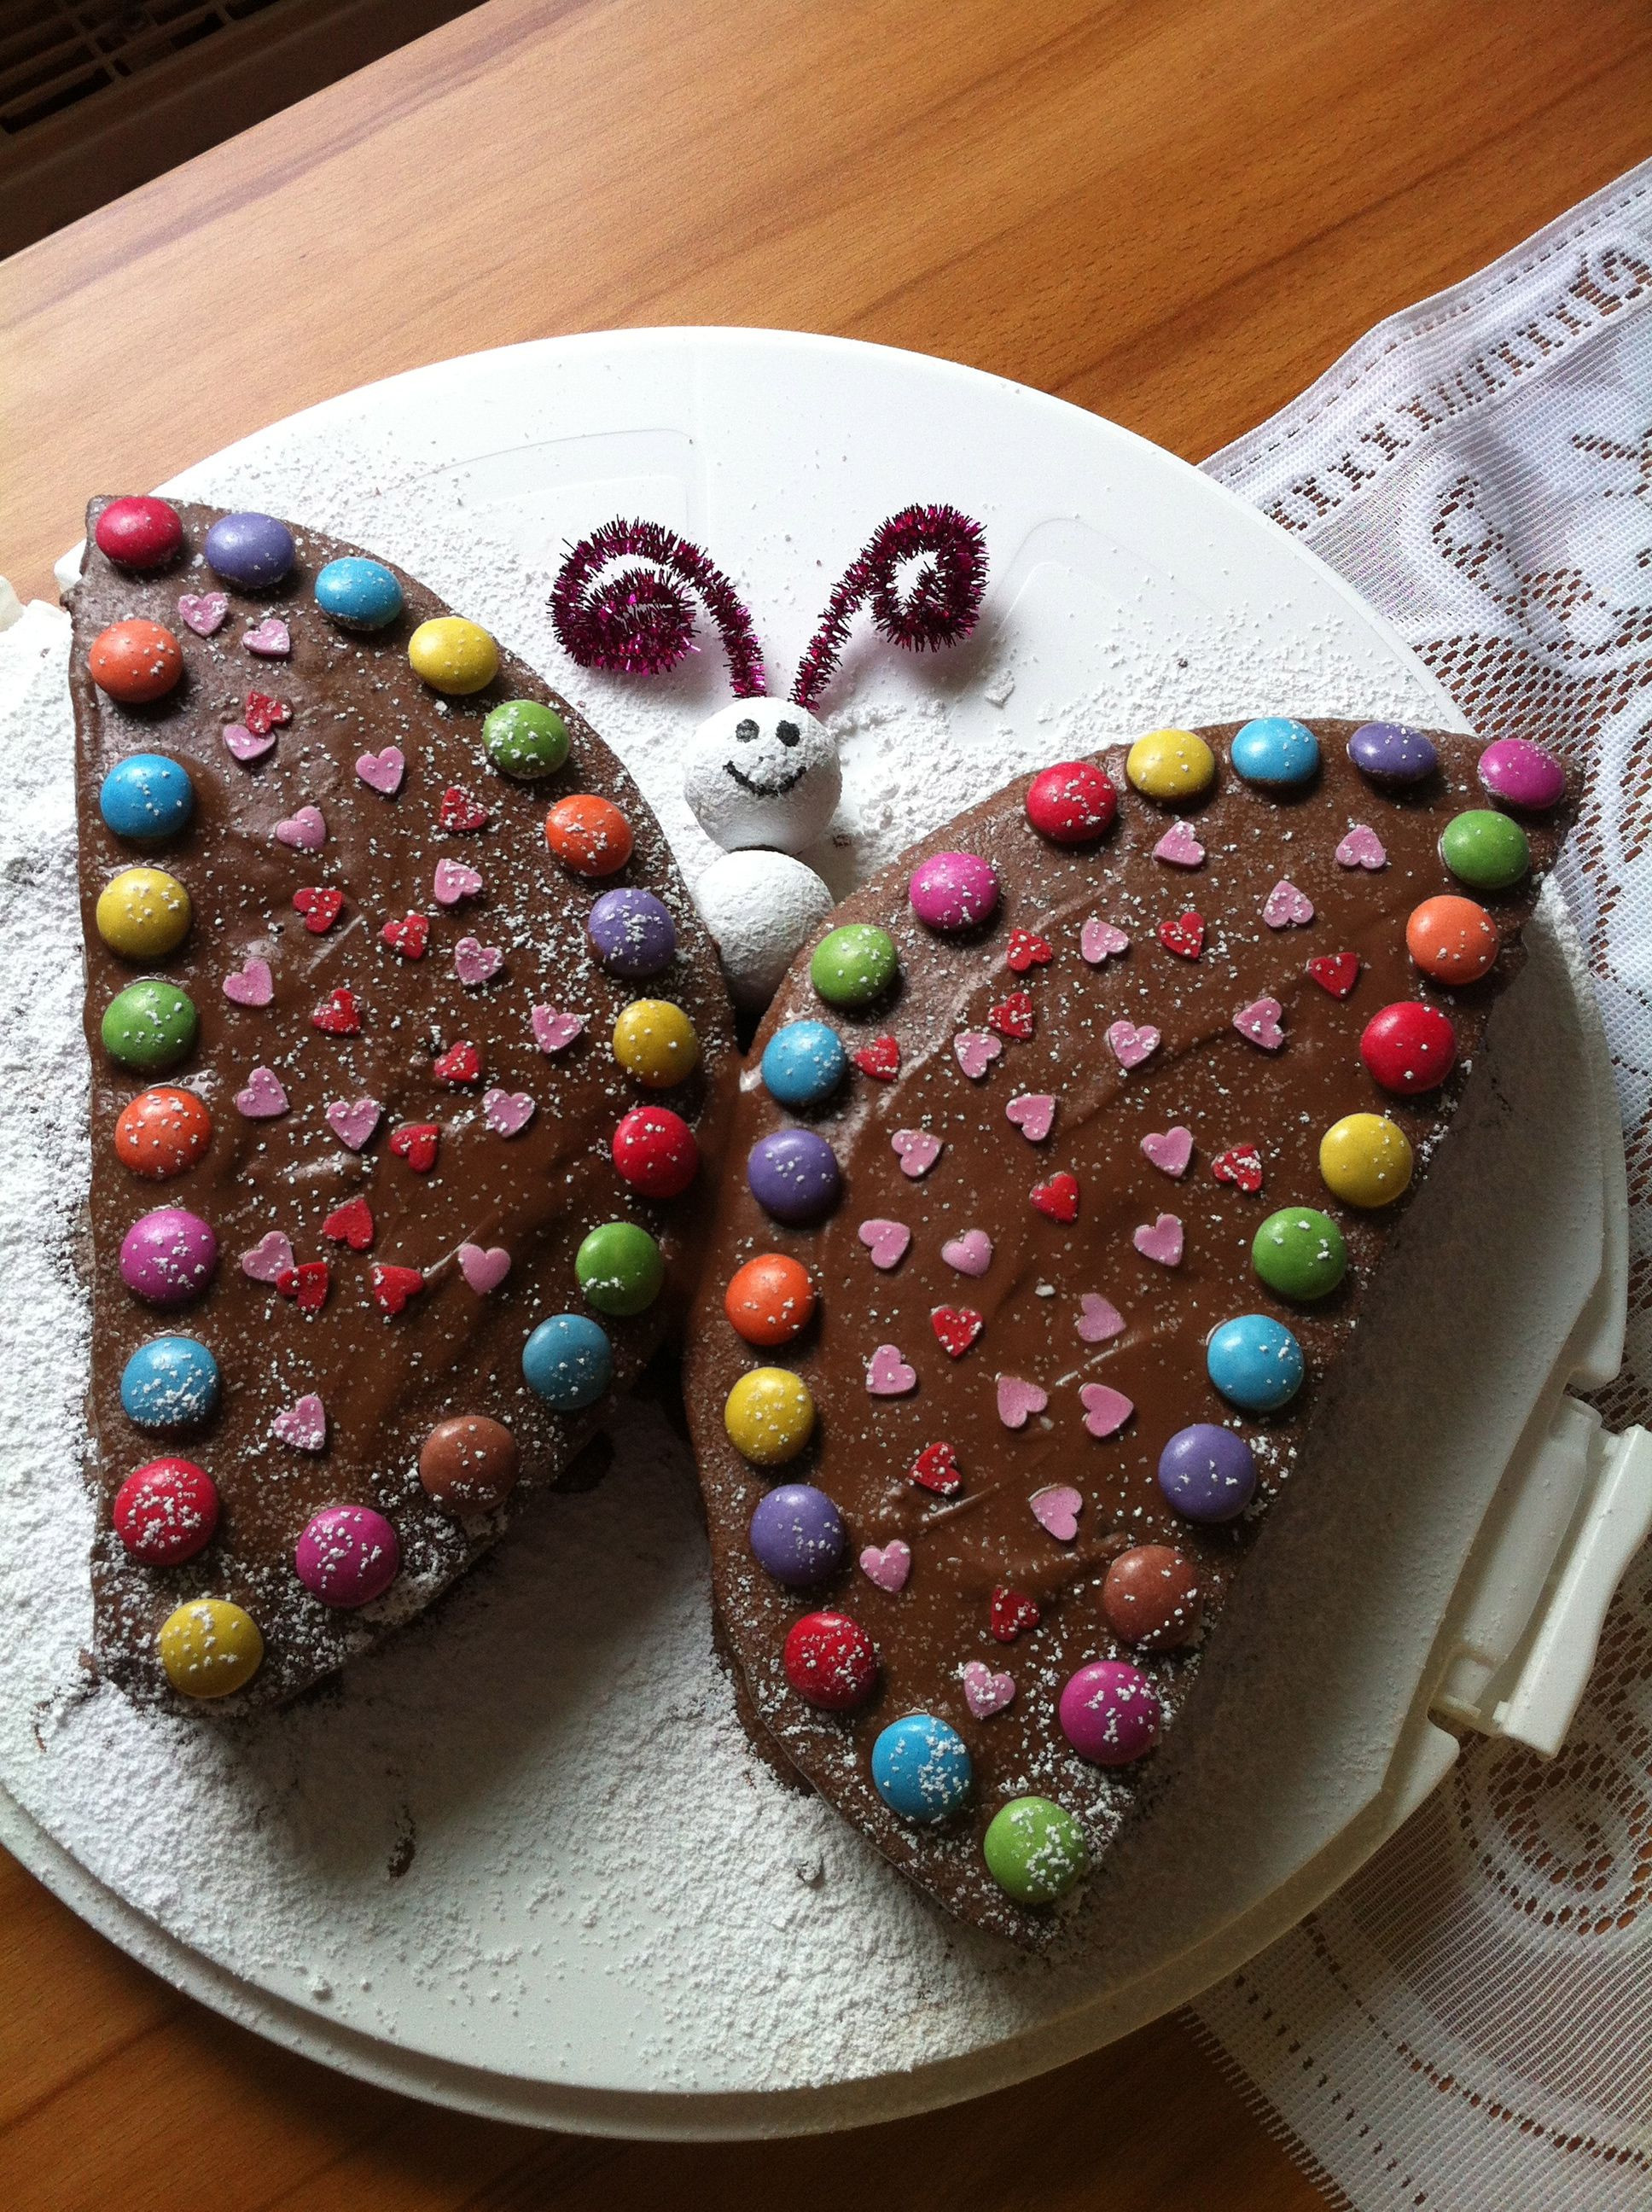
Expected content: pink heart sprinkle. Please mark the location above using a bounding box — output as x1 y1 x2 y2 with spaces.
1133 1213 1184 1266
222 956 273 1008
997 1374 1048 1429
1336 823 1387 870
483 1087 535 1137
324 1095 381 1151
433 858 483 906
892 1127 942 1179
860 1540 912 1593
222 721 276 764
1005 1092 1055 1143
241 1230 294 1283
858 1218 911 1271
1235 996 1286 1051
941 1228 993 1277
275 806 325 851
1079 1383 1135 1439
962 1660 1016 1719
1141 1125 1193 1177
866 1344 918 1397
532 1005 585 1054
355 745 405 796
234 1065 288 1119
271 1394 327 1452
457 1242 512 1294
1264 878 1315 928
455 936 503 987
177 591 228 637
1030 1483 1084 1540
242 617 291 658
1078 1292 1126 1343
1107 1019 1161 1070
954 1030 1003 1080
1080 917 1130 963
1154 821 1205 868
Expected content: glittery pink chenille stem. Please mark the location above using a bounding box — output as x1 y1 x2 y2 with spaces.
550 519 767 697
789 505 988 710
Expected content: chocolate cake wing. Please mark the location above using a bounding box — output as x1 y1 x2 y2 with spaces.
683 719 1570 1936
70 497 735 1709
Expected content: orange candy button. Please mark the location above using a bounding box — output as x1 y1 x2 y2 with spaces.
544 794 633 877
1406 894 1500 986
89 619 184 705
724 1253 817 1348
114 1086 213 1179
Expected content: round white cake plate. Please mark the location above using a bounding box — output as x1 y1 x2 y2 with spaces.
8 330 1648 2138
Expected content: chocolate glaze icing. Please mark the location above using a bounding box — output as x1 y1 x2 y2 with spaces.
70 500 735 1709
684 724 1565 1936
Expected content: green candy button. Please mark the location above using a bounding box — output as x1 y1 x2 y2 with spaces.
576 1220 665 1317
102 978 198 1073
483 698 570 781
1440 808 1530 890
810 924 898 1010
983 1796 1089 1905
1252 1206 1348 1301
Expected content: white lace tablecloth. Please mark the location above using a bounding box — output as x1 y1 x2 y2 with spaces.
1194 161 1652 2212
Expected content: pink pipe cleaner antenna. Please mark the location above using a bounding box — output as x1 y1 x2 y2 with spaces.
550 518 767 698
789 504 988 709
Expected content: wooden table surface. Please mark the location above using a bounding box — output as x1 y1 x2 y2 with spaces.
2 3 1648 2204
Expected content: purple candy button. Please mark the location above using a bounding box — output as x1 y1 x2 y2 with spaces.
909 850 1001 934
119 1207 218 1307
1157 1423 1258 1522
588 887 677 979
748 1483 846 1586
1057 1660 1162 1766
1477 737 1566 812
203 510 296 591
747 1128 841 1224
294 1505 400 1607
1347 723 1439 786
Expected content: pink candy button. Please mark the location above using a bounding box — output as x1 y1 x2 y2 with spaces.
294 1505 401 1608
1057 1659 1162 1766
1477 737 1565 812
119 1207 218 1307
908 850 1001 933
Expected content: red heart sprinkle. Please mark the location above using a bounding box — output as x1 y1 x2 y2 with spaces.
370 1263 426 1316
439 785 491 832
381 911 430 960
1031 1171 1080 1222
1005 929 1053 974
311 988 361 1035
275 1260 330 1313
243 691 292 736
852 1035 900 1081
1212 1145 1265 1194
293 886 343 934
1157 910 1205 960
388 1122 440 1173
930 1305 984 1358
988 991 1035 1040
989 1585 1041 1643
321 1196 375 1250
433 1040 482 1085
1308 952 1361 998
910 1441 963 1497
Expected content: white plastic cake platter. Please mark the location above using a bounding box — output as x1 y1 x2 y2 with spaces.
4 329 1650 2139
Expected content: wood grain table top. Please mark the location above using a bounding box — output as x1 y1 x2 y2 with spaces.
3 3 1649 2204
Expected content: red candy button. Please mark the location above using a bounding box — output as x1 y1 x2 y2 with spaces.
95 498 183 571
613 1105 699 1197
545 794 633 877
724 1253 816 1346
112 1456 218 1564
113 1086 212 1179
1025 760 1118 845
89 618 183 705
1360 1001 1457 1097
782 1611 879 1711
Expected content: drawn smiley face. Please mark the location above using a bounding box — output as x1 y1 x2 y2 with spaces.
683 698 842 854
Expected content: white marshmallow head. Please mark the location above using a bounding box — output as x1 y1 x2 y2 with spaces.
683 697 841 855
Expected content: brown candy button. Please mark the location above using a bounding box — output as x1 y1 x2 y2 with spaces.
1102 1545 1203 1652
418 1415 521 1512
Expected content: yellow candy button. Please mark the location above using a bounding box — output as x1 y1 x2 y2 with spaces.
408 616 500 696
96 866 192 960
613 998 700 1089
1319 1112 1414 1209
158 1598 264 1698
724 1366 816 1465
1126 728 1216 801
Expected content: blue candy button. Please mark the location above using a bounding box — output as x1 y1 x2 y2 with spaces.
521 1313 614 1409
315 556 404 632
760 1020 847 1110
119 1335 220 1429
870 1713 974 1823
1207 1312 1306 1412
1230 716 1321 789
99 754 195 843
